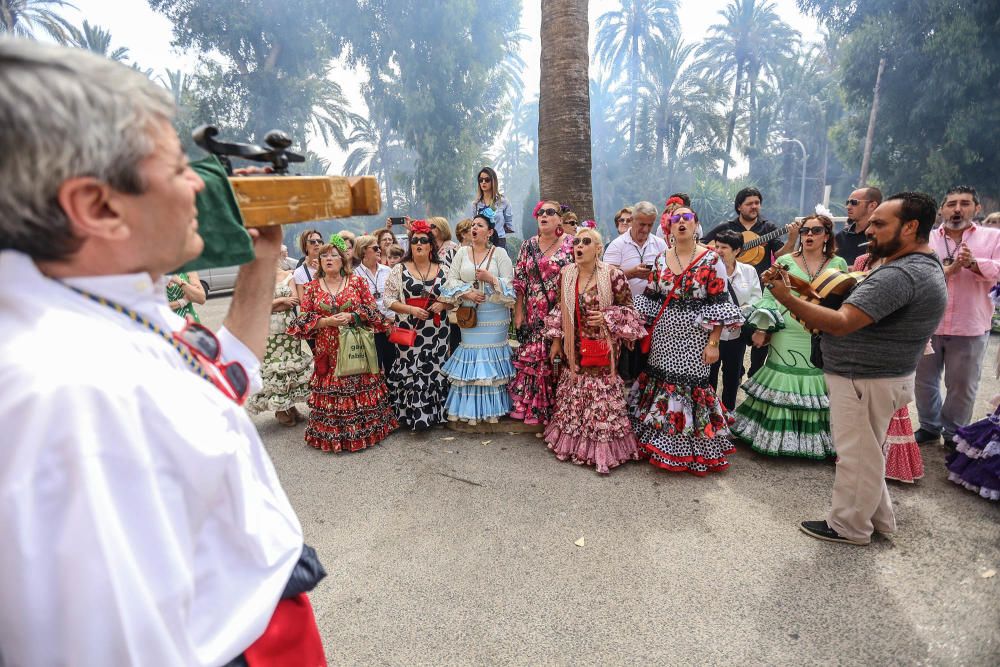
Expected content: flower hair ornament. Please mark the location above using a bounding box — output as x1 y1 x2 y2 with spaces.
579 219 597 230
560 204 572 214
328 233 347 252
665 196 685 208
478 207 498 228
532 200 545 217
410 219 432 235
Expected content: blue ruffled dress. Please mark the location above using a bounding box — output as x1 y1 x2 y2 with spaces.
441 245 516 424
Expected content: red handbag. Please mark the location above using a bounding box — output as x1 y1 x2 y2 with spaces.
388 325 417 346
575 275 611 367
405 296 441 326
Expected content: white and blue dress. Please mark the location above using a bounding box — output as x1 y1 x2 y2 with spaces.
441 245 516 424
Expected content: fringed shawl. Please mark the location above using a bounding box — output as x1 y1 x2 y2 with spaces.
560 261 616 373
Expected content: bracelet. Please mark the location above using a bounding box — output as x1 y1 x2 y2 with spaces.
707 339 719 347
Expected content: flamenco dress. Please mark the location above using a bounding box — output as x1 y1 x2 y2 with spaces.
509 234 574 424
629 249 744 475
542 263 646 473
383 263 450 430
440 245 517 424
852 254 924 482
731 254 847 459
947 399 1000 501
287 276 397 452
246 274 313 415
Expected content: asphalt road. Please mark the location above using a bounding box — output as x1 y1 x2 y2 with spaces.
201 295 999 666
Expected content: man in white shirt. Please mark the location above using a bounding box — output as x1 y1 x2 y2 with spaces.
0 40 323 666
605 200 668 380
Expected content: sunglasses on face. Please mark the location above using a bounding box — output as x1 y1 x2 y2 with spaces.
536 208 559 217
370 246 381 253
800 226 827 236
479 177 491 183
620 217 633 224
174 321 249 404
411 236 432 245
845 199 868 206
307 238 323 245
669 212 696 224
572 237 594 247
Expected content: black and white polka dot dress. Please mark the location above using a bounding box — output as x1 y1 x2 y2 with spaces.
628 249 744 475
384 264 450 430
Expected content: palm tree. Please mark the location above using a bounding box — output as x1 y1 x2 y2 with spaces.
0 0 75 43
698 0 797 178
343 105 412 211
67 20 129 61
539 0 593 219
594 0 679 155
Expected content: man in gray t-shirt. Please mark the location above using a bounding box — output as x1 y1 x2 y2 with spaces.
761 192 946 546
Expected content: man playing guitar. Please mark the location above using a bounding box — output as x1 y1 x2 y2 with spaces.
703 187 799 375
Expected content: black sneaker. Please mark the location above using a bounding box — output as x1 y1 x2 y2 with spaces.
799 520 869 546
943 437 957 450
914 428 941 444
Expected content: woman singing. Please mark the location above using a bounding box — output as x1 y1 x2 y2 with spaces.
287 237 397 452
384 221 451 430
509 200 575 424
544 228 646 473
440 213 516 424
629 207 744 475
731 214 847 459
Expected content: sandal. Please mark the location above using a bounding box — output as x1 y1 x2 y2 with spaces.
275 410 295 426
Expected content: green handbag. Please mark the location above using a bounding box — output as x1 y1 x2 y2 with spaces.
335 327 379 377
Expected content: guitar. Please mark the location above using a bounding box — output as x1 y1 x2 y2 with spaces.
761 264 865 332
736 222 799 267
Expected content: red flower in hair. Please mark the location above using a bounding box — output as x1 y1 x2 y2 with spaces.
410 219 432 234
665 196 685 207
532 201 545 217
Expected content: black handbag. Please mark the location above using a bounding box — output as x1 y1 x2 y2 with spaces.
810 333 824 369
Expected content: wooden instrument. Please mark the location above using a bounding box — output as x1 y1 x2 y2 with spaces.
195 125 381 227
762 264 866 333
737 223 797 267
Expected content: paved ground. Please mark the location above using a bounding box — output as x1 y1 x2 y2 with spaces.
203 296 999 665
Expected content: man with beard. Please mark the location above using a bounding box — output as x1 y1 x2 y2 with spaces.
835 186 882 265
703 187 797 376
914 185 1000 447
761 192 946 545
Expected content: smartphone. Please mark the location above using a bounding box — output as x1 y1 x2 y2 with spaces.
389 216 406 226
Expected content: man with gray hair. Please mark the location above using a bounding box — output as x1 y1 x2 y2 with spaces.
605 200 668 380
0 40 323 665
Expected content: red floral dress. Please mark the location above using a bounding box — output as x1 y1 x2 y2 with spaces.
509 234 575 424
628 249 744 475
288 276 397 452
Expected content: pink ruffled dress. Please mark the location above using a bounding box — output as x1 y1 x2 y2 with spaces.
542 263 647 474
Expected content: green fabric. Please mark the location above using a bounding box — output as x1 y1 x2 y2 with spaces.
335 327 379 377
176 155 255 273
165 271 200 322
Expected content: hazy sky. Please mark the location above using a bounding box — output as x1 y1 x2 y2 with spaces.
67 0 824 172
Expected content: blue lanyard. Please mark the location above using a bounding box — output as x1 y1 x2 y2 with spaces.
67 285 212 384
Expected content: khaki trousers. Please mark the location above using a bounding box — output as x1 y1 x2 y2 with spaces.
824 373 914 543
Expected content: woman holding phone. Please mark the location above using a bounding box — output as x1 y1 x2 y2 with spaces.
471 167 514 250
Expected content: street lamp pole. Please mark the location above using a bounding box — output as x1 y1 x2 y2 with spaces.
779 137 808 215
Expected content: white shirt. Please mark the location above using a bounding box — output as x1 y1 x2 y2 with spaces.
355 262 394 320
292 261 316 285
721 261 762 341
604 230 669 297
0 250 303 666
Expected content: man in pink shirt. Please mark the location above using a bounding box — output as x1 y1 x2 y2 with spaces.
915 186 1000 446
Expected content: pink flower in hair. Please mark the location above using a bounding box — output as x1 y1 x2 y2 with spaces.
532 201 545 217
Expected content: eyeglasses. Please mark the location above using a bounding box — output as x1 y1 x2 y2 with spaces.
572 237 593 247
307 238 323 245
478 177 491 183
669 212 696 224
411 236 432 245
174 321 249 404
536 207 559 217
370 246 381 253
620 217 633 224
845 198 869 206
799 226 827 236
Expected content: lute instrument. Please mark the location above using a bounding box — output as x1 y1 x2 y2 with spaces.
761 263 866 333
737 222 799 267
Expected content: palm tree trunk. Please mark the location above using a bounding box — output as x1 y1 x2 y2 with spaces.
721 61 744 180
539 0 594 220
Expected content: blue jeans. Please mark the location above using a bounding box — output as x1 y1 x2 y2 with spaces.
914 333 989 438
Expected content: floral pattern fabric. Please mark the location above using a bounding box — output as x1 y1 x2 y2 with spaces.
247 274 313 414
509 234 575 424
628 248 744 475
287 276 396 452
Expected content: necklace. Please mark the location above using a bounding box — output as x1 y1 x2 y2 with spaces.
577 265 597 294
672 242 697 275
321 276 345 299
357 263 381 297
800 252 829 281
539 234 560 257
942 234 958 266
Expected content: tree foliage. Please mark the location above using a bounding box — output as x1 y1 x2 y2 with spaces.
0 0 75 43
799 0 1000 199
